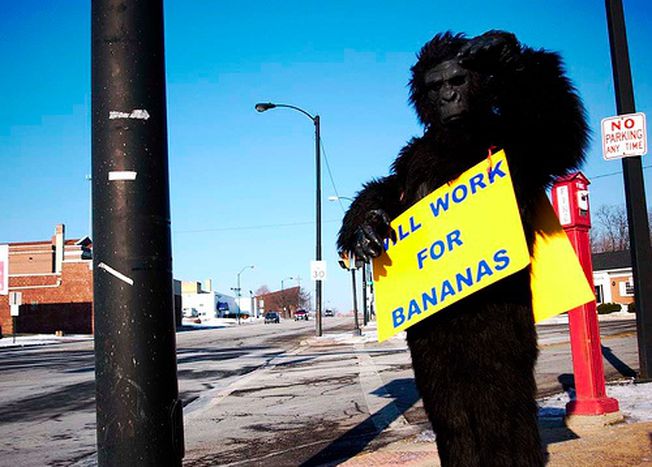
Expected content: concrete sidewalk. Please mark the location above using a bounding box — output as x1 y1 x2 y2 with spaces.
307 323 651 466
340 419 652 466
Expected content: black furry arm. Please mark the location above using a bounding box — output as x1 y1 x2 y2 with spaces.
336 175 402 257
481 34 589 183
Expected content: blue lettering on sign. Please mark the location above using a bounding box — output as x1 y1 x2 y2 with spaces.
452 184 468 203
416 229 464 270
391 248 514 329
384 215 422 251
488 160 506 183
476 259 494 281
440 280 456 301
410 216 422 233
429 194 450 217
493 249 510 270
422 287 438 310
392 307 406 327
398 224 409 240
407 299 421 320
427 161 507 220
469 173 487 194
455 267 474 292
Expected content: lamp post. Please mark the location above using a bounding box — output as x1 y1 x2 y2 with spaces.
255 102 323 336
281 276 294 292
236 265 254 325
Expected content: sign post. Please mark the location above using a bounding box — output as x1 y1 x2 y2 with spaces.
606 0 652 381
9 292 21 343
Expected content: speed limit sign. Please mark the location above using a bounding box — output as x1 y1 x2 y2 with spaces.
310 260 327 281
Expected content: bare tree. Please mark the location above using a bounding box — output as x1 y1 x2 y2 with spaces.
591 205 629 252
255 285 270 296
298 287 311 309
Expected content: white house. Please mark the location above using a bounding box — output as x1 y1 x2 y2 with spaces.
181 280 239 320
592 250 634 306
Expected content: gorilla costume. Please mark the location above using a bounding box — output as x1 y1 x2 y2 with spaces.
337 31 588 466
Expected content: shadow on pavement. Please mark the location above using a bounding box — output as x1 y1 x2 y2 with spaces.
300 378 419 466
0 380 95 423
602 345 637 377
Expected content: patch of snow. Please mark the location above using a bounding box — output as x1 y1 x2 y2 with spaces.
538 379 652 423
0 334 92 348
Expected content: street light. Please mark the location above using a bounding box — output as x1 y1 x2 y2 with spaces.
236 265 254 325
255 101 323 337
281 276 294 291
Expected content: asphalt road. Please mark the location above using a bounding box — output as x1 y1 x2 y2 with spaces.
0 317 639 466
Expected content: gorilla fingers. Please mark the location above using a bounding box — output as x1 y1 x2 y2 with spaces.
352 209 395 262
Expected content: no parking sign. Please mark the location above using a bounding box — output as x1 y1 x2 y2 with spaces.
601 112 647 160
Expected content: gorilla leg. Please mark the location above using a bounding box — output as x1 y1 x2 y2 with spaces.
407 276 543 466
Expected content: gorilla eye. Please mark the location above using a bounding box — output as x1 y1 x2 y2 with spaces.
449 75 466 86
428 80 443 91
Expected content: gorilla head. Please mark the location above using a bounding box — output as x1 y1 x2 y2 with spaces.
409 31 521 130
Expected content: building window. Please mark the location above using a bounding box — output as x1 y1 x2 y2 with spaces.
595 285 603 304
619 279 635 297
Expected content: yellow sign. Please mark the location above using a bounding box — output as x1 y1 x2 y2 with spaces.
372 150 596 342
372 150 530 341
530 195 596 322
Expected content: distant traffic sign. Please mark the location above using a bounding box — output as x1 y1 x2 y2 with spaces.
601 112 647 160
310 260 327 281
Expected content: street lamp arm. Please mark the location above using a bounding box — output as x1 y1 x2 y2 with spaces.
255 102 317 122
238 265 254 276
328 195 354 202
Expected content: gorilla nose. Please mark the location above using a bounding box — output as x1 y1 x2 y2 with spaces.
441 88 457 102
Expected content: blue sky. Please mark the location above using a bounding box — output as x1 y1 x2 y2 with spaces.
1 0 650 313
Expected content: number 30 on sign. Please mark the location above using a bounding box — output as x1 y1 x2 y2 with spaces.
311 260 327 281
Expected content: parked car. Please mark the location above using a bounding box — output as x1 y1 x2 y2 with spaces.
294 309 309 321
264 311 280 324
324 309 334 317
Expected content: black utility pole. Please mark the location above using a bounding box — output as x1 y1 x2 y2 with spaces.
315 115 323 337
362 262 368 326
351 268 361 336
606 0 652 381
92 1 184 465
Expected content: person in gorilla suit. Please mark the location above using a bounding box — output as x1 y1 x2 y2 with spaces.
337 31 588 466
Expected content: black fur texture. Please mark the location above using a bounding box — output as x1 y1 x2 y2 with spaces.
337 31 588 466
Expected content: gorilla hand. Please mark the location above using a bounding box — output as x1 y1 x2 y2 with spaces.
457 30 521 72
353 209 395 262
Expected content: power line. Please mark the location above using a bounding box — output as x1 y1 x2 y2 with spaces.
176 163 650 235
320 139 347 213
590 164 652 180
174 219 339 234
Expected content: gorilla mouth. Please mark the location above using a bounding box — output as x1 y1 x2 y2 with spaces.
442 111 467 125
440 104 467 124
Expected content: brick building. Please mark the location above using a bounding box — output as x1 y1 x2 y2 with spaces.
257 286 302 319
0 225 93 336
